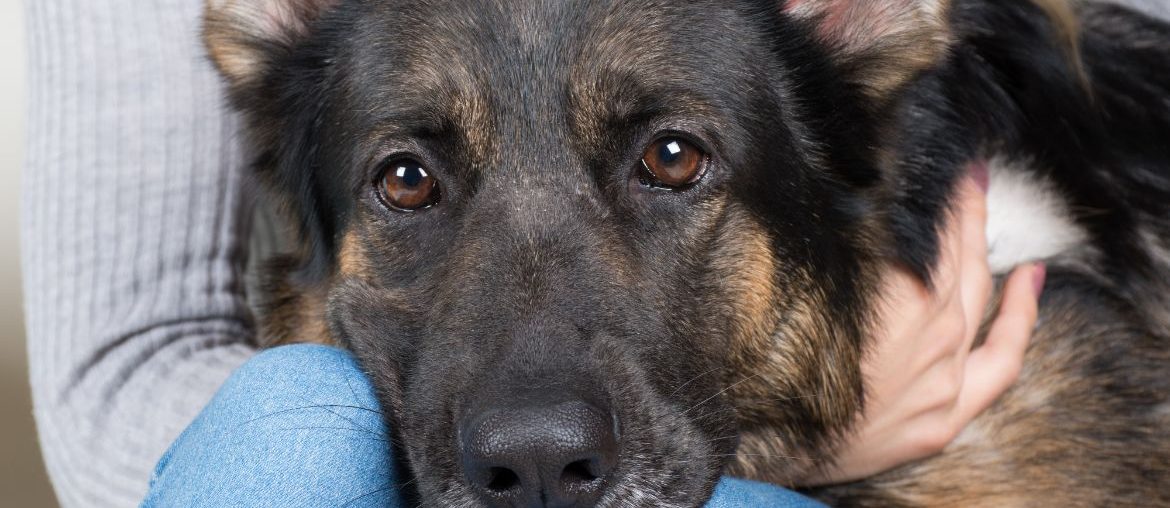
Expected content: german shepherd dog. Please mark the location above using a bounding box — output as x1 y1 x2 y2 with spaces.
204 0 1170 505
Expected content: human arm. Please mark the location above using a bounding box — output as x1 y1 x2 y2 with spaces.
22 1 258 505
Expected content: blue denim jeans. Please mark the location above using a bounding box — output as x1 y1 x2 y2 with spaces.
142 345 824 507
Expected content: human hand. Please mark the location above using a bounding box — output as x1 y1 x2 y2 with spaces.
803 167 1047 485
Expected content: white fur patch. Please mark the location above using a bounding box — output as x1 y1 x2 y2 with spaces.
984 157 1089 274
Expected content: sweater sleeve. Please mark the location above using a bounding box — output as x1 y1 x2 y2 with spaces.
22 1 259 505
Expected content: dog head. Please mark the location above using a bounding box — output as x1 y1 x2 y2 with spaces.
205 0 954 505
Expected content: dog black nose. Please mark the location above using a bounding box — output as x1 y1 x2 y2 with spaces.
460 399 618 507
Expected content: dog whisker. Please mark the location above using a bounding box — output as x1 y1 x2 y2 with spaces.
681 373 762 416
239 404 384 424
294 394 383 436
699 453 816 462
683 393 826 425
340 483 395 508
667 366 724 397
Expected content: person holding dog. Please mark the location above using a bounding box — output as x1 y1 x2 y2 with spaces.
22 0 1044 506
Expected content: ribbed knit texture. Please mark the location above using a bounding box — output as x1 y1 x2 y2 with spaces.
22 1 259 505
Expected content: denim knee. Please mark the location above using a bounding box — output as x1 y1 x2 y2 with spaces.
707 477 826 508
143 345 402 508
144 344 822 507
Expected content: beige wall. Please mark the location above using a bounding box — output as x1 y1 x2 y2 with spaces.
1 1 58 506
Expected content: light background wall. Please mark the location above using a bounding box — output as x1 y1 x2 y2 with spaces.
1 1 59 506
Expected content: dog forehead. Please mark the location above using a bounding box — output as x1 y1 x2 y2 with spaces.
340 0 759 184
359 0 751 116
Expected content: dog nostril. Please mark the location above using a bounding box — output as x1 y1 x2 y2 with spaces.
486 467 521 493
461 398 618 506
560 459 600 487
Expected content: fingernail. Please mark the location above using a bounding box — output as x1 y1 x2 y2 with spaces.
969 160 990 194
1032 262 1047 297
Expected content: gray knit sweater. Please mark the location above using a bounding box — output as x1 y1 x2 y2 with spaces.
22 1 1170 507
23 1 258 506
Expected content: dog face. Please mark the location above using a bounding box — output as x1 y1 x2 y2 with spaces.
206 0 952 505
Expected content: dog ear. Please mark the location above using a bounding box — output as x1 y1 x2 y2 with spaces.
782 0 953 99
203 0 341 89
204 0 347 290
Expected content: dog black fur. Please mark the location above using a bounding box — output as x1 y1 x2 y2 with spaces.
204 0 1170 506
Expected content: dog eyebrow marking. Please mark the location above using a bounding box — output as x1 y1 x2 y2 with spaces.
357 72 499 178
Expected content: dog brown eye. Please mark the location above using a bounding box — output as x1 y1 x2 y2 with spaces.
640 137 707 188
379 159 439 211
